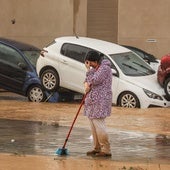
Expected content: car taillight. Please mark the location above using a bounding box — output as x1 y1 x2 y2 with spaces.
40 49 48 57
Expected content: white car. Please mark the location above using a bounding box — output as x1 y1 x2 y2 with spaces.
36 36 170 108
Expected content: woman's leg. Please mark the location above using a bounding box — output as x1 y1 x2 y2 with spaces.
88 118 101 151
92 118 111 154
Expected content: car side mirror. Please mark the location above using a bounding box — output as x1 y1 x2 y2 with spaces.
18 62 27 70
112 68 118 77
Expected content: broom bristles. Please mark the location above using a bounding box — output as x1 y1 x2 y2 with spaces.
56 148 68 155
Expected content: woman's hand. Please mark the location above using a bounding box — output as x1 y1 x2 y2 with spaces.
84 82 91 93
85 60 90 71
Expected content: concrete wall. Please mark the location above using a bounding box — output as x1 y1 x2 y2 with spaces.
118 0 170 58
1 0 170 58
0 0 87 48
73 0 87 37
87 0 118 43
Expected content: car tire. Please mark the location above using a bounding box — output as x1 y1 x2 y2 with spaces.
164 77 170 98
40 69 59 92
27 85 46 102
118 91 140 108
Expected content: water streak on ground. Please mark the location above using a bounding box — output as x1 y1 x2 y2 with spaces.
0 119 169 164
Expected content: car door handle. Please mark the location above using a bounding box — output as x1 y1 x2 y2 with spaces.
60 59 68 64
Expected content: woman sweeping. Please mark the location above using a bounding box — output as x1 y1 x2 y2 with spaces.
84 50 112 157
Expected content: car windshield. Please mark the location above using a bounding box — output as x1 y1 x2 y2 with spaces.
109 52 155 76
22 50 40 67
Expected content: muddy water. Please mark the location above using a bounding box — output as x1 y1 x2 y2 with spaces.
0 119 169 164
0 92 170 165
0 119 90 156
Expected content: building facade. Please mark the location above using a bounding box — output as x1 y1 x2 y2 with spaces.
0 0 170 58
118 0 170 58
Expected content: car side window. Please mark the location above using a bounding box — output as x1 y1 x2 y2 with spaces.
61 43 89 63
0 43 27 69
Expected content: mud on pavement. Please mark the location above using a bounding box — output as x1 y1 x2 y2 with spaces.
0 92 170 170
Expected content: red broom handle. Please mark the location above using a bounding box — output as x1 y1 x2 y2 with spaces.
62 93 87 149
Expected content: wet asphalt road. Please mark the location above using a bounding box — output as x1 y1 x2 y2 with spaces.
0 118 169 164
0 91 170 164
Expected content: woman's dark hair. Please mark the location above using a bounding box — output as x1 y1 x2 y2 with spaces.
85 51 102 62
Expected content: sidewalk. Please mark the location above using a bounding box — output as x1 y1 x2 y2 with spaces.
0 153 169 170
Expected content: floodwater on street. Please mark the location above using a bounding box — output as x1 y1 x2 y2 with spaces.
0 118 169 164
0 91 170 168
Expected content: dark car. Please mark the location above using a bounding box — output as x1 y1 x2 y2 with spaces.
157 53 170 99
122 45 160 71
0 38 46 102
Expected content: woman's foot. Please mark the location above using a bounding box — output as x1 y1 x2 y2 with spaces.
86 150 100 156
94 152 112 157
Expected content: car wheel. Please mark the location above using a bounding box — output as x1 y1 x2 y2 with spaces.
27 85 46 102
118 91 140 108
164 77 170 98
41 69 59 92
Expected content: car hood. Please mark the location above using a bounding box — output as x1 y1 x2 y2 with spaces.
123 73 165 95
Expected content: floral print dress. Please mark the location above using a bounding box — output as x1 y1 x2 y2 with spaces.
84 59 112 119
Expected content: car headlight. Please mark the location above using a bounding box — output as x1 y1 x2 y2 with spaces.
143 89 163 101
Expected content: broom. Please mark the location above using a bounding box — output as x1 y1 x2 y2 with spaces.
55 93 87 156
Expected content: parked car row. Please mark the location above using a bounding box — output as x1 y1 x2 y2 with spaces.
36 36 170 108
0 37 82 103
0 36 169 108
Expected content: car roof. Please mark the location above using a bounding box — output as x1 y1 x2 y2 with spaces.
54 36 130 54
0 37 40 51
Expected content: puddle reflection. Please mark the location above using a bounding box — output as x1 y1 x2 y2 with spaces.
0 119 169 163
